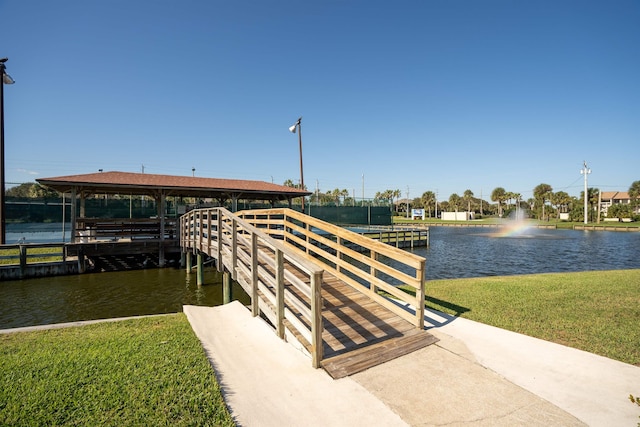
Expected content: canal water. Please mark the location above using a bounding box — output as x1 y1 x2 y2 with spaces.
1 223 639 329
414 225 640 280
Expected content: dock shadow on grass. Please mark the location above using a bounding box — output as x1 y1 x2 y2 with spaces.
424 296 470 329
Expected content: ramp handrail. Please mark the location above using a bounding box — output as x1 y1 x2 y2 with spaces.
180 207 325 367
237 208 426 329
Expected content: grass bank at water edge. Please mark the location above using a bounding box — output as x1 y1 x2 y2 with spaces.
0 314 235 426
422 269 640 366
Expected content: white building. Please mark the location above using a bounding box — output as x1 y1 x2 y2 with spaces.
441 211 475 221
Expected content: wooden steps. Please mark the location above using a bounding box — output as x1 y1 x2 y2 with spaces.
321 328 438 379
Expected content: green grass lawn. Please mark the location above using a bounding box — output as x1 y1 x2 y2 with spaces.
2 270 638 424
422 269 640 366
0 314 235 426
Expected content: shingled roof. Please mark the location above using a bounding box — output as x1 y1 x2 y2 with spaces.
37 171 310 202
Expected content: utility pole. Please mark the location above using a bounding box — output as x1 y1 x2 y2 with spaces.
580 161 591 224
362 174 364 206
406 186 410 218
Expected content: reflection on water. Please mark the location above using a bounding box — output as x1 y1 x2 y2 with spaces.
2 225 639 329
0 267 249 329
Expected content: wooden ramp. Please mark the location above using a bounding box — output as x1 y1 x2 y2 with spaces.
317 272 438 378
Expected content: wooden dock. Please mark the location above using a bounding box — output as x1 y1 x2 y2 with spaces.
180 207 437 378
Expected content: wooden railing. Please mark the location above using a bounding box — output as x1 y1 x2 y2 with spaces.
361 228 429 249
0 242 72 280
237 208 426 329
180 207 325 367
75 218 177 241
0 243 67 266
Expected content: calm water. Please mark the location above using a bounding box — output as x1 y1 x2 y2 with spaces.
1 224 639 329
413 226 640 280
0 268 249 330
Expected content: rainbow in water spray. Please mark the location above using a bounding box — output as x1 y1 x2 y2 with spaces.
494 220 533 238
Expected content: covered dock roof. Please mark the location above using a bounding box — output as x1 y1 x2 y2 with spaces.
37 171 311 203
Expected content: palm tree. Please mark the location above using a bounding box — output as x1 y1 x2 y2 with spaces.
392 189 401 206
551 191 571 217
421 191 436 217
504 191 514 212
587 188 599 222
449 193 461 212
533 183 553 221
329 188 349 206
629 180 640 213
491 187 506 217
463 189 474 213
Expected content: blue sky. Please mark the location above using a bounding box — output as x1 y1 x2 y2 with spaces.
1 0 638 202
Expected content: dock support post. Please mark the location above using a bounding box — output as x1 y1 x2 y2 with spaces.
223 271 232 304
77 248 85 273
185 251 192 272
158 246 165 267
196 252 203 286
19 245 27 279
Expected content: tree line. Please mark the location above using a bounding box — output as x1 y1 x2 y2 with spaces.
8 179 640 222
328 181 640 222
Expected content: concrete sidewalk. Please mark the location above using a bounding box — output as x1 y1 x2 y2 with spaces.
184 303 640 426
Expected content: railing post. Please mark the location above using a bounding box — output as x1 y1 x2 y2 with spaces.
216 210 223 273
231 218 237 281
336 236 343 274
415 259 426 329
196 212 202 253
369 250 378 295
207 209 212 251
275 248 284 339
251 232 259 317
311 270 323 368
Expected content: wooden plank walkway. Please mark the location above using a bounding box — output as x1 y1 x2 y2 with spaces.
316 271 437 379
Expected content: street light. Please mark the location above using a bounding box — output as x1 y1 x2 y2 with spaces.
1 57 16 245
289 117 305 213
